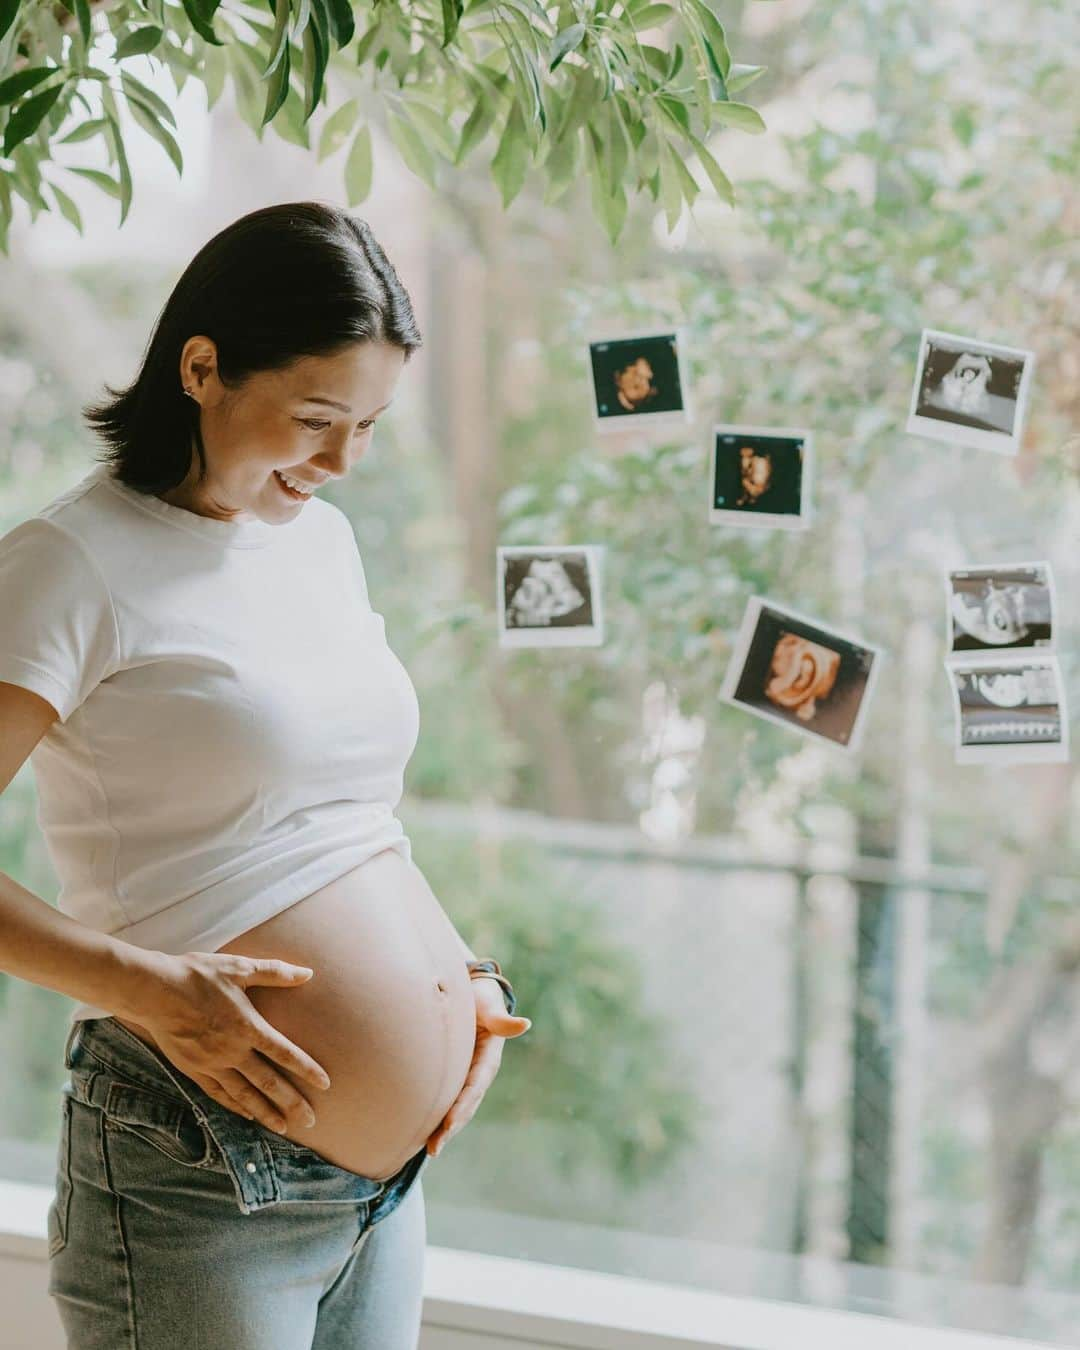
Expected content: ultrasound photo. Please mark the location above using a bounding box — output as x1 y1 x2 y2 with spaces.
721 598 881 752
947 656 1069 764
709 425 812 530
496 546 605 648
946 562 1055 655
587 329 692 431
906 328 1035 455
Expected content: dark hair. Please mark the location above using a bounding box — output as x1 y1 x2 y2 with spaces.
83 202 423 493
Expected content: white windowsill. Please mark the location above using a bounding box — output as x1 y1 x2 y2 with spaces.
0 1180 1060 1350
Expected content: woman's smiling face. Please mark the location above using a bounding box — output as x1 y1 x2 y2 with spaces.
167 338 407 522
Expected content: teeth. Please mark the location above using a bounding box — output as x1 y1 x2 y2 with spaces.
277 470 313 495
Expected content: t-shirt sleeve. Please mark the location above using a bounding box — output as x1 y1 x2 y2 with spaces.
331 505 373 610
0 516 119 724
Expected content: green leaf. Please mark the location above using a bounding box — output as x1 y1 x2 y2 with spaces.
125 90 184 173
667 140 700 206
591 168 627 244
326 0 354 47
0 0 21 43
302 1 328 119
490 99 528 206
102 111 133 224
266 77 311 148
440 0 463 47
262 30 291 123
0 67 55 106
74 0 91 47
685 129 734 204
179 0 223 45
120 70 177 127
499 16 546 131
605 96 629 194
202 41 227 108
48 179 83 232
2 82 65 158
317 96 358 160
354 23 381 64
710 100 766 133
542 124 580 202
549 22 585 69
387 109 437 188
726 62 766 94
344 122 373 203
456 92 498 163
65 166 121 199
555 64 596 141
630 4 675 27
684 0 731 79
403 98 457 160
657 94 689 135
57 116 108 143
656 138 683 232
263 0 292 77
114 25 163 58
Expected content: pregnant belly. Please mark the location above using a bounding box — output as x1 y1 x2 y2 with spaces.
112 848 478 1182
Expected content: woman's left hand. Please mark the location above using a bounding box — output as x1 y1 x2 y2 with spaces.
425 978 531 1157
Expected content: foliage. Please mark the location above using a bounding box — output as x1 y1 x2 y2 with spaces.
0 0 771 248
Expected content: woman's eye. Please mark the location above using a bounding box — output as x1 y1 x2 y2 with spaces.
299 419 374 432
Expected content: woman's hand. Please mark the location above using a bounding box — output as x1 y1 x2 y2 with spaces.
425 977 531 1157
133 951 332 1135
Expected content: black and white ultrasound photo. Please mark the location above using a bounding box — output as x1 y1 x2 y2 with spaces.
496 546 605 648
947 657 1069 764
946 563 1055 655
907 328 1035 455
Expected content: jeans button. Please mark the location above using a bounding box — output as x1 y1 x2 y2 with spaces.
245 1161 257 1173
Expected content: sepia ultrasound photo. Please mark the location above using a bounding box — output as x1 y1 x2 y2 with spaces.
721 598 882 752
947 656 1069 764
709 425 812 530
496 546 605 648
945 562 1056 656
587 328 693 432
906 328 1035 455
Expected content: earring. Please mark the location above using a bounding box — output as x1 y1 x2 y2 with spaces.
183 386 195 399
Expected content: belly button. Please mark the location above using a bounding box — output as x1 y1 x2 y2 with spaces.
435 979 447 994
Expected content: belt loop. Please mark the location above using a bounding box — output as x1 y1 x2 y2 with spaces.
62 1019 82 1069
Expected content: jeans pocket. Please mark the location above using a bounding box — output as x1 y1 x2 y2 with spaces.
102 1078 218 1169
47 1094 74 1258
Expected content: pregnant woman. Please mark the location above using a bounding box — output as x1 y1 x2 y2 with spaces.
0 201 529 1349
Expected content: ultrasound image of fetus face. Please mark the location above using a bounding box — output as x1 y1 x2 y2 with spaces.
613 357 657 412
952 582 1029 646
508 559 585 627
765 633 841 721
737 446 773 505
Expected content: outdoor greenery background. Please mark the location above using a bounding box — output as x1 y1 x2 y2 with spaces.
1 0 1079 1332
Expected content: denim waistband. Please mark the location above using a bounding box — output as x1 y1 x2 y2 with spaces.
63 1016 430 1219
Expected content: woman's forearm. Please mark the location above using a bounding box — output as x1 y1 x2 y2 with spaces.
0 867 166 1017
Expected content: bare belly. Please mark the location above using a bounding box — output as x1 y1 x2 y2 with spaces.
113 848 478 1181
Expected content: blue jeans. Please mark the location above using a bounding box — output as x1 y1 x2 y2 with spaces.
47 1015 432 1348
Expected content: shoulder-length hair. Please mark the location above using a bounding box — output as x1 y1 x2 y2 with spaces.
83 201 423 493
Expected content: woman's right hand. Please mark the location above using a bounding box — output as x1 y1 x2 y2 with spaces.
134 951 332 1133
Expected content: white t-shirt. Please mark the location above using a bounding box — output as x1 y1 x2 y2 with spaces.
0 463 420 1025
